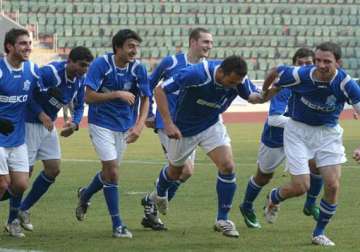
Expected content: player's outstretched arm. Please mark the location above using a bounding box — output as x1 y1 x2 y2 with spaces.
261 68 280 101
85 87 135 105
154 85 182 139
38 111 54 132
126 96 149 144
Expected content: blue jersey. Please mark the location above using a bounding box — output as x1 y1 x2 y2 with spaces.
85 53 151 132
162 60 257 137
149 53 201 129
261 88 291 148
26 60 85 125
275 65 360 127
0 58 42 147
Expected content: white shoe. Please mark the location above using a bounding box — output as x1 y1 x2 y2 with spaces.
113 226 133 238
264 193 280 224
18 210 33 231
153 193 168 215
214 220 239 238
312 235 335 246
5 219 25 238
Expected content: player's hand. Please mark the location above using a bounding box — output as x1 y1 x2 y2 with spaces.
145 116 155 129
353 147 360 163
38 112 54 132
60 121 77 137
0 118 14 135
164 122 182 139
126 126 142 144
114 91 135 105
47 86 63 100
353 111 358 120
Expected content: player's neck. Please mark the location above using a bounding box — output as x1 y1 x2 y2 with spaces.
6 54 23 69
114 55 128 68
187 52 201 64
66 67 75 81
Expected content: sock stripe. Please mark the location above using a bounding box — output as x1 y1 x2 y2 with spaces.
249 176 262 189
40 171 54 183
217 176 236 183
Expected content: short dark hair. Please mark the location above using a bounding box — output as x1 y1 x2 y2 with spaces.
292 48 314 64
112 29 142 53
4 28 30 53
69 46 94 62
315 42 342 60
220 56 247 77
188 27 211 45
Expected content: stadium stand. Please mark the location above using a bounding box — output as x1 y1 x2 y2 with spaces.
1 0 360 79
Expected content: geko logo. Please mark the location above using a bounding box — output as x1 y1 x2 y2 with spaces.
0 95 28 103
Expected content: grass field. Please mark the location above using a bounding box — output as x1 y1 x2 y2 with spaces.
0 120 359 252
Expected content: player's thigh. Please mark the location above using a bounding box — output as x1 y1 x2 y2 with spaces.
8 144 29 173
89 124 118 162
199 121 231 155
207 145 235 173
257 143 285 174
25 123 45 166
0 147 10 175
315 125 346 167
9 170 29 193
166 136 197 167
284 120 312 175
37 127 61 163
114 131 128 164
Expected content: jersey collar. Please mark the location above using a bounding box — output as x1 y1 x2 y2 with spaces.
4 57 23 72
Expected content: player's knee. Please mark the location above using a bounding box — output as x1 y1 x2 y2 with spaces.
218 160 235 174
254 171 273 186
0 178 9 193
167 165 183 180
292 181 309 196
324 179 340 195
180 163 194 179
44 167 60 179
11 181 29 194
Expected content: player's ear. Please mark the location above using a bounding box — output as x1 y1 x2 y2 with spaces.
335 59 342 68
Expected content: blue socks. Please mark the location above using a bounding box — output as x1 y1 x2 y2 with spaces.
313 199 337 237
216 173 236 221
20 171 54 211
304 173 323 209
156 166 173 198
167 180 181 201
8 191 22 224
270 188 284 205
103 182 122 230
242 176 262 210
81 172 104 203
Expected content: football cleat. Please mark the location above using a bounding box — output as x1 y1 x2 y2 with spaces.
214 219 239 238
75 187 91 221
141 194 167 231
113 225 133 238
264 193 280 224
18 210 33 231
5 219 25 238
312 234 335 246
239 204 261 228
153 193 168 215
303 205 320 221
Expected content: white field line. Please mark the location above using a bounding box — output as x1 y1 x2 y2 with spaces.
0 249 43 252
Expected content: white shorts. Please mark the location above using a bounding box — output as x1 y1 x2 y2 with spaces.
26 123 61 166
257 142 285 174
89 124 128 163
284 119 347 175
0 144 29 175
166 121 231 167
158 129 196 164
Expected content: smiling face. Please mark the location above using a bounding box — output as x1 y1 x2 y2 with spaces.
116 38 140 64
7 34 32 62
190 32 213 59
216 68 244 88
68 59 91 78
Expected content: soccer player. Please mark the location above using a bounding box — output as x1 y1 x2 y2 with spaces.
262 42 360 246
0 28 42 238
239 48 324 228
141 27 213 230
75 29 150 238
152 56 264 238
16 46 93 232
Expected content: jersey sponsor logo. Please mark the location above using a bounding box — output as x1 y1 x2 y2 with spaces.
196 99 221 109
0 94 28 103
300 95 336 112
23 80 31 91
49 97 65 109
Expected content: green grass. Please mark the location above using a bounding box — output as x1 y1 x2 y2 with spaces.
0 120 359 252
